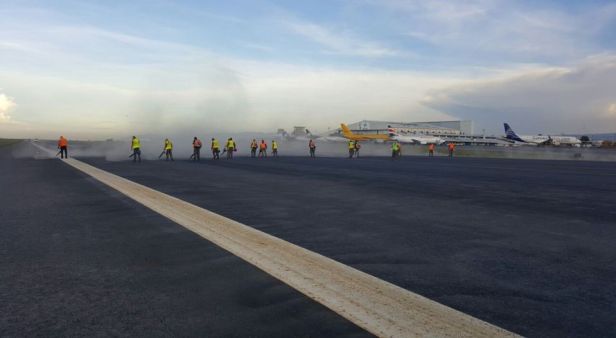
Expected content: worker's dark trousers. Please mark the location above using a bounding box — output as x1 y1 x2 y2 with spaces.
193 147 200 161
349 149 354 158
60 146 68 159
273 150 278 157
166 149 173 161
449 150 453 158
259 150 267 158
429 151 434 157
310 149 315 157
133 148 141 162
251 149 256 157
212 149 219 159
227 149 233 159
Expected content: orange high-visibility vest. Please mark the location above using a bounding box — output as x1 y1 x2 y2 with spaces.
58 137 68 147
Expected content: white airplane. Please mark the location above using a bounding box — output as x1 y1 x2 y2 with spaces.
504 123 581 146
387 128 445 145
550 135 582 147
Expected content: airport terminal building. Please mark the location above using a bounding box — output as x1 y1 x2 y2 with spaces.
343 120 475 136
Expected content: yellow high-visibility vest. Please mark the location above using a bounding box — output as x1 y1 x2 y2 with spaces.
132 137 141 149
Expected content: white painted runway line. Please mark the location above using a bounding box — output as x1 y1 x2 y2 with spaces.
39 148 518 337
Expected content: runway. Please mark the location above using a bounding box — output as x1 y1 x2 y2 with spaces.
0 144 367 337
3 142 616 337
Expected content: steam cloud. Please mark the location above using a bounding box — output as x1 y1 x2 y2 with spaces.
0 92 16 122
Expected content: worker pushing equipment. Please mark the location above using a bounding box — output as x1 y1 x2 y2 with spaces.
163 138 174 161
226 138 236 159
309 139 316 158
192 137 202 161
250 139 258 158
391 141 400 159
428 143 435 157
57 136 68 159
130 136 141 162
211 138 220 159
348 140 355 158
271 140 278 157
448 142 456 158
259 139 267 158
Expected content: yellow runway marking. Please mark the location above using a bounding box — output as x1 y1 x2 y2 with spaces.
35 144 518 337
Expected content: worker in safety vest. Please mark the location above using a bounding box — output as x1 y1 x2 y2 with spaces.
448 142 456 158
57 136 69 159
309 139 316 158
391 141 400 159
354 140 361 158
271 140 278 157
164 138 174 161
211 138 220 159
130 136 141 162
192 137 202 161
428 143 435 157
226 138 236 159
250 139 258 158
348 140 355 158
259 139 267 158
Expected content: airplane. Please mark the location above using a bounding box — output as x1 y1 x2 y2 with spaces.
340 124 389 142
504 123 581 146
387 127 445 145
550 135 582 147
504 123 551 145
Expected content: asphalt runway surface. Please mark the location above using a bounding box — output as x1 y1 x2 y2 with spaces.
3 142 616 337
0 143 367 337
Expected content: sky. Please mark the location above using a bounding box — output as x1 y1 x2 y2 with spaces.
0 0 615 139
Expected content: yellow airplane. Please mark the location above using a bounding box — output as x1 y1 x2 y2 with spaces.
340 123 390 141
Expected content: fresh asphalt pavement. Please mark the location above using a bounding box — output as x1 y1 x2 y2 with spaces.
77 150 616 337
0 143 368 337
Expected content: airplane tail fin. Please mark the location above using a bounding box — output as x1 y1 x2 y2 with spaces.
504 123 522 141
340 124 353 137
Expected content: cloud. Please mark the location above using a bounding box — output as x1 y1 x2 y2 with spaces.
605 103 616 118
422 54 616 134
283 18 402 58
370 0 616 62
0 92 16 122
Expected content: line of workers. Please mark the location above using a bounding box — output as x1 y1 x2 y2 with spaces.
57 136 457 161
130 136 283 162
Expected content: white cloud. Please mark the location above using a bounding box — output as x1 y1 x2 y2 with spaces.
283 18 402 58
422 54 616 134
0 92 16 122
373 0 615 61
606 103 616 118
